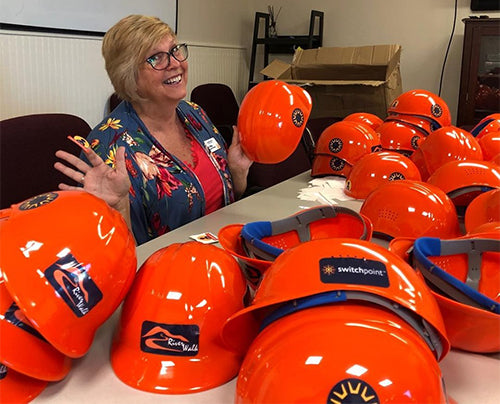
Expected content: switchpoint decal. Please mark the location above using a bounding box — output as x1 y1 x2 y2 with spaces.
326 378 379 403
45 253 102 317
141 321 199 356
320 257 389 287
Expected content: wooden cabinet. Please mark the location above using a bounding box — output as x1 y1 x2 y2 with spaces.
457 17 500 128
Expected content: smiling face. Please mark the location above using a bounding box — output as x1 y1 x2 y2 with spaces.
135 35 188 107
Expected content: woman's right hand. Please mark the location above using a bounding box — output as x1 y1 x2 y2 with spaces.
54 146 132 227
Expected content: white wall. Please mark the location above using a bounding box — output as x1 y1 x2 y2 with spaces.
0 0 251 127
252 0 500 123
1 0 499 127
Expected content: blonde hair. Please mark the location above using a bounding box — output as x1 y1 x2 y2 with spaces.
102 15 175 103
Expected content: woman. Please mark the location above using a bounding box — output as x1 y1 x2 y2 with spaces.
55 15 252 245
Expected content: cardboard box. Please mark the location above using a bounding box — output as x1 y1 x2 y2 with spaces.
260 44 403 119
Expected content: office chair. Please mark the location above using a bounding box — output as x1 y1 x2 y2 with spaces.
108 92 123 113
0 113 91 209
243 116 341 196
302 116 342 162
190 83 239 146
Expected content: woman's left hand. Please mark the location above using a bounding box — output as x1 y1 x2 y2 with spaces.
227 125 253 198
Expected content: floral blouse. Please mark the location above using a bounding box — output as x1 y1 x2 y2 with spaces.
84 100 235 245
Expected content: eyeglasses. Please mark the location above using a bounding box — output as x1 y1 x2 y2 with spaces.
145 43 189 70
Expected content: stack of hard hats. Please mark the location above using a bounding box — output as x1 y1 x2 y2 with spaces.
218 205 372 290
389 227 500 354
315 90 500 242
311 120 380 178
0 190 137 401
410 125 483 181
472 113 500 163
222 238 451 403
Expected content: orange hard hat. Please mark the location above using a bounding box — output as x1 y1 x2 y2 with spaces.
410 126 483 180
469 221 500 234
387 89 452 129
236 303 448 404
412 234 500 352
0 363 48 404
492 153 500 166
110 242 248 394
240 205 372 261
312 121 380 177
478 131 500 160
376 120 426 156
311 153 355 178
237 80 312 163
360 180 461 240
218 224 273 290
343 112 383 131
345 151 422 200
385 112 436 135
0 191 137 358
0 272 72 381
471 113 500 138
464 188 500 234
426 160 500 212
388 236 417 264
222 238 449 361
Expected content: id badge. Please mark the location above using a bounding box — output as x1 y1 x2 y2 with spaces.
204 137 221 152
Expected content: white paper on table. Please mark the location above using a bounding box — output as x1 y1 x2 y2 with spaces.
297 176 355 205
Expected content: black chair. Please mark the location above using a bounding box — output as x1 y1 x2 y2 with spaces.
0 113 91 209
190 83 239 146
245 141 312 195
303 116 343 162
108 93 123 113
243 116 342 196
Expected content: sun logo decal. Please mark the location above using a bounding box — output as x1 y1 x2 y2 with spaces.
19 192 58 211
322 264 336 275
292 108 305 127
431 104 443 118
329 138 343 153
330 157 345 171
411 136 421 150
388 172 405 181
326 378 379 403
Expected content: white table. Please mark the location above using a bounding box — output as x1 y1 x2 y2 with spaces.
35 171 500 403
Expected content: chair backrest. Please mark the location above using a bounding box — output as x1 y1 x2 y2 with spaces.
190 83 239 145
245 140 312 194
244 116 342 196
108 93 123 113
0 113 91 209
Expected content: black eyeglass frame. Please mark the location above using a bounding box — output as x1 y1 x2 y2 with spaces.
145 43 189 71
